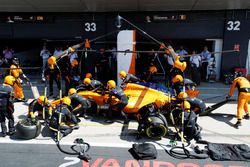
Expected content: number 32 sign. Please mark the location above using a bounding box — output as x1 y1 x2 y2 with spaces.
227 20 240 31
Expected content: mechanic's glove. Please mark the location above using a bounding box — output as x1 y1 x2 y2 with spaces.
101 90 105 96
103 98 108 103
31 117 36 124
103 98 111 103
120 83 126 89
19 79 23 84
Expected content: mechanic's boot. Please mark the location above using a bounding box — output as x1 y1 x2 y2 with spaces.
1 122 7 137
8 130 16 136
234 120 242 129
80 112 91 119
1 132 7 137
72 124 80 130
104 119 114 124
69 123 79 130
104 109 114 124
121 111 129 124
244 114 250 120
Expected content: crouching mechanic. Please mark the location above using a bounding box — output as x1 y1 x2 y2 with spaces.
49 97 79 138
78 78 103 91
105 80 128 123
176 92 202 142
171 75 184 96
0 75 15 137
27 96 52 121
137 98 168 139
119 70 141 85
227 76 250 128
68 88 91 119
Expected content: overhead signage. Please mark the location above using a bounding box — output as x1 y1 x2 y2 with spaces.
145 14 187 22
227 20 241 31
6 15 50 23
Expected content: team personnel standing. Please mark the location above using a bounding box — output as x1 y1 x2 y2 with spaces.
45 56 61 97
143 62 158 82
9 57 29 102
40 45 51 82
68 88 91 118
227 77 250 128
171 74 184 96
176 46 188 62
53 47 63 57
0 75 15 137
59 56 71 96
190 51 201 85
95 48 110 83
70 60 80 88
27 96 52 121
105 80 128 123
200 46 211 81
3 46 14 66
68 51 78 64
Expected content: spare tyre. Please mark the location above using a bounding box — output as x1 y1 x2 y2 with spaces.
16 118 41 139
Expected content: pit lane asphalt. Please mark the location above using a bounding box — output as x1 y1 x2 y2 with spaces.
0 143 249 167
1 77 250 167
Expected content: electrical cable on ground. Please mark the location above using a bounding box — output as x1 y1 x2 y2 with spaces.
56 138 91 162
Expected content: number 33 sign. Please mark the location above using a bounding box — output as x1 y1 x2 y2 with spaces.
84 22 96 32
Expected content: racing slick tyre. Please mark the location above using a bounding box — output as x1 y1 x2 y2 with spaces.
16 118 41 139
145 113 168 139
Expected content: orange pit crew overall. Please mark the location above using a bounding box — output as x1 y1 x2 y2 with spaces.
228 77 250 120
10 64 24 100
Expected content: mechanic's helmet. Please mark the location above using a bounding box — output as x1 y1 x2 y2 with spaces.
37 96 48 105
4 75 15 86
83 78 91 85
155 98 165 108
12 57 19 65
62 97 71 106
68 88 76 96
107 80 116 90
119 70 127 79
71 59 78 67
171 75 183 83
85 73 92 79
149 64 157 74
47 56 57 69
178 92 188 99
